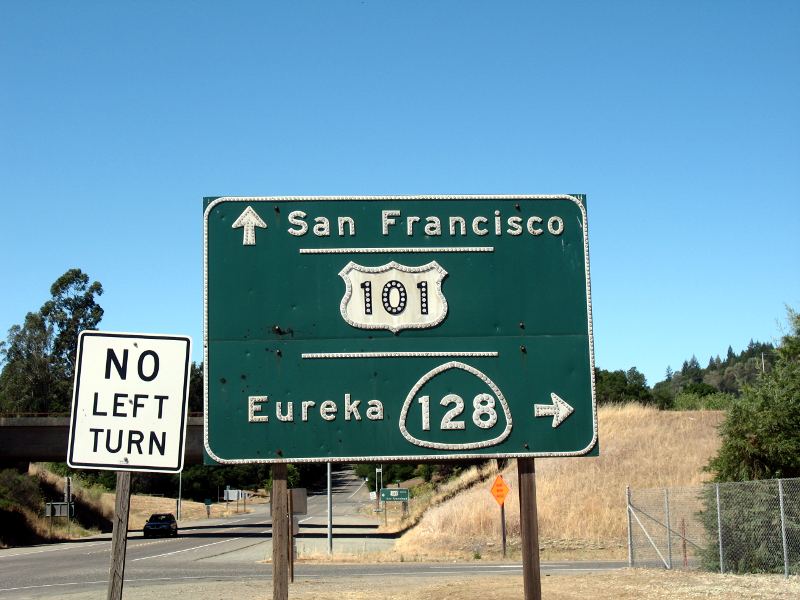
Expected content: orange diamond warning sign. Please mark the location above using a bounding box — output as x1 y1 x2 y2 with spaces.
490 475 510 506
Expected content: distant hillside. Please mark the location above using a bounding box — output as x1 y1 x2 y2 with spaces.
651 340 775 409
594 340 775 410
0 465 111 548
396 404 724 559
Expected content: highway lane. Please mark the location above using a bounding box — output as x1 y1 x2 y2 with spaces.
0 516 625 599
0 469 625 598
0 510 625 600
0 512 274 595
1 542 626 600
0 467 384 596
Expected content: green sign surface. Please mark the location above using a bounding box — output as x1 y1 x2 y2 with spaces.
204 196 597 464
381 488 410 502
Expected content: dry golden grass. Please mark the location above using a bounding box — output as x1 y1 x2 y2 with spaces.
121 494 266 529
396 404 724 559
17 464 106 541
28 463 264 533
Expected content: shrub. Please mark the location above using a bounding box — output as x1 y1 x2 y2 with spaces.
0 469 42 511
673 391 735 411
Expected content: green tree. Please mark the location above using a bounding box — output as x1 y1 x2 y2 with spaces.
707 308 800 481
698 310 800 574
0 269 103 414
672 391 735 410
681 356 703 384
188 362 203 413
0 313 60 413
594 367 653 405
652 379 675 409
39 268 104 380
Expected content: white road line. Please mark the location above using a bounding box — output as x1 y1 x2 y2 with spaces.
0 517 262 562
348 479 368 499
0 580 108 592
0 574 272 593
131 538 237 561
429 565 522 571
428 564 610 572
0 541 106 559
543 568 612 572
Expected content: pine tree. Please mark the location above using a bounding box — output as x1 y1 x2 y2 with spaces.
708 308 800 480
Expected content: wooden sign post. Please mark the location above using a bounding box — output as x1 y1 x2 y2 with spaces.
107 471 132 600
518 458 542 600
288 486 295 584
272 464 288 600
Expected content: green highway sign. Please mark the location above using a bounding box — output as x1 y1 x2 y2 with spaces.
204 196 597 464
381 488 410 502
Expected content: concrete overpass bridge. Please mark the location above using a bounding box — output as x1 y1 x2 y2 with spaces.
0 416 205 465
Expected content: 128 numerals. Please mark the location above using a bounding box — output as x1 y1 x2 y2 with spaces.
417 393 498 431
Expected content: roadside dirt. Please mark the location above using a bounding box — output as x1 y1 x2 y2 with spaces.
53 569 800 600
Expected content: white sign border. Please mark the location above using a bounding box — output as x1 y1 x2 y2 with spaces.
203 195 597 464
67 330 192 473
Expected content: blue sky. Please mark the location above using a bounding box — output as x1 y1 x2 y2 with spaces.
1 1 798 387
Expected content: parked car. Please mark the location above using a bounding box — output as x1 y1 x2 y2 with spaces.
142 513 178 538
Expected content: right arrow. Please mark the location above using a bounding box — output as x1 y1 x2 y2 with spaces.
534 393 574 428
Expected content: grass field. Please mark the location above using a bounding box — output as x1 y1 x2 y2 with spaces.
395 404 724 559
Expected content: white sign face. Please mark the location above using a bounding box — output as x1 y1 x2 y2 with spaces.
67 331 192 473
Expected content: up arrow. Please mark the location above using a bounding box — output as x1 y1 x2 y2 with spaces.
534 393 574 428
232 206 267 246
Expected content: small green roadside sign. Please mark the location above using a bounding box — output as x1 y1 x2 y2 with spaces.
204 195 597 464
381 488 410 502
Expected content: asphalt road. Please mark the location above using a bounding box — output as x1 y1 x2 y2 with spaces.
0 469 625 599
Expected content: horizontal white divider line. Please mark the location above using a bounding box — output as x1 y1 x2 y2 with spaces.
301 351 499 359
299 246 494 254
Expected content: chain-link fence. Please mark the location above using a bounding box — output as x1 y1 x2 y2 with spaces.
627 478 800 577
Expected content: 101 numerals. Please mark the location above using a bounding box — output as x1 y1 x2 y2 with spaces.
360 280 428 316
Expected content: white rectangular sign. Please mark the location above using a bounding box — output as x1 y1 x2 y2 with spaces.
224 489 250 501
67 331 192 473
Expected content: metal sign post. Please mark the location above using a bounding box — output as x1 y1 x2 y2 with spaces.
375 467 382 511
490 475 510 558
